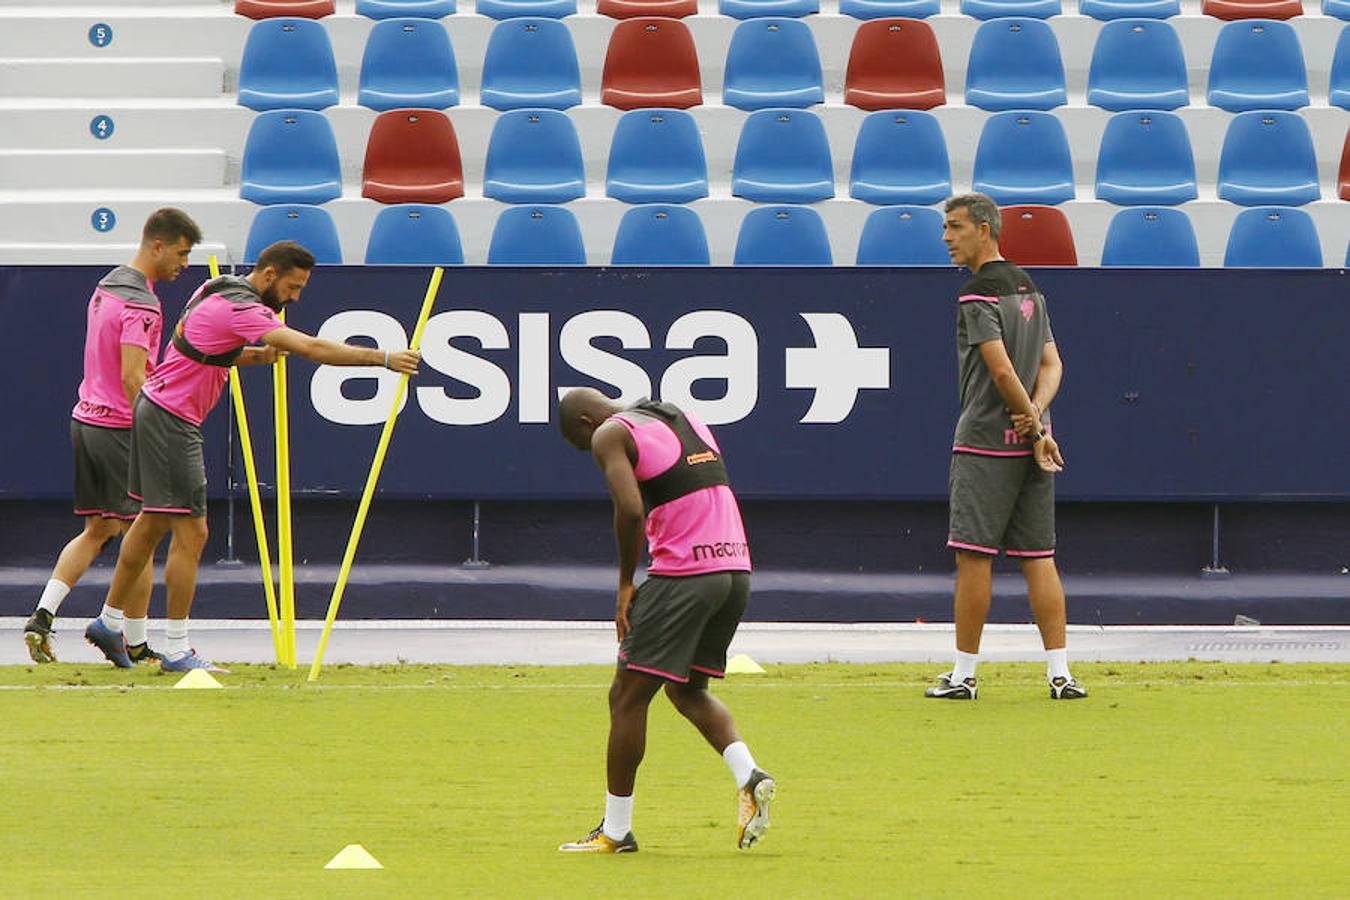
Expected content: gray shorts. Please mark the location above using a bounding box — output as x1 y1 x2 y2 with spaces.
948 452 1056 558
128 395 207 517
618 571 751 682
71 420 138 520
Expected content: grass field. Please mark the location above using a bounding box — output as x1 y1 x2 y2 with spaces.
2 661 1347 898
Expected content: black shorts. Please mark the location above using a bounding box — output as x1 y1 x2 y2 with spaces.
618 571 751 682
71 419 138 520
128 396 207 517
948 452 1056 558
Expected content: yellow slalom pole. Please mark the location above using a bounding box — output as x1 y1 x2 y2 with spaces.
308 266 444 682
274 312 296 668
211 255 283 662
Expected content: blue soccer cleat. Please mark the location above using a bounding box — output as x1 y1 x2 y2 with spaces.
160 650 230 675
84 618 133 668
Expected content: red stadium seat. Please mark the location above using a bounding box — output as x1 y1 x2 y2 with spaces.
235 0 335 18
1339 127 1350 201
601 18 703 110
998 205 1078 266
598 0 698 17
844 19 946 111
361 109 465 205
1201 0 1302 19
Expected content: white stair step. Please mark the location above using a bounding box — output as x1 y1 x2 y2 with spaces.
0 240 229 265
0 148 226 188
0 58 225 99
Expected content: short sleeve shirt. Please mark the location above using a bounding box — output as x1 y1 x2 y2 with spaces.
72 266 163 429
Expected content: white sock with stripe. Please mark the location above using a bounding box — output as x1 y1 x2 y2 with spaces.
37 579 71 616
99 604 124 633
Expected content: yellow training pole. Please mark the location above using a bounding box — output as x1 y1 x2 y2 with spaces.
274 312 296 668
211 255 283 662
308 266 444 682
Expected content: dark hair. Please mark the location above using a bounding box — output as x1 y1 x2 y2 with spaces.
254 240 317 276
944 193 1002 241
141 207 202 247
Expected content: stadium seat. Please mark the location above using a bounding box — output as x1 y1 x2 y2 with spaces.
365 205 464 265
483 109 586 204
971 112 1074 206
1207 20 1308 112
237 18 338 111
1100 208 1200 266
731 109 835 203
476 0 576 18
849 110 951 206
357 0 455 17
1330 25 1350 109
602 18 702 110
723 19 824 110
611 205 710 265
997 205 1077 266
965 18 1066 111
239 110 341 205
1086 20 1189 111
960 0 1061 19
598 0 697 16
1217 111 1320 206
244 205 342 264
606 109 708 204
840 0 939 17
719 0 819 19
1202 0 1302 19
1080 0 1179 18
236 0 334 18
843 19 946 111
358 18 458 112
480 18 582 111
1224 207 1322 267
855 206 949 265
1095 112 1197 206
361 109 465 204
488 206 586 265
1340 128 1350 200
734 206 833 265
1328 0 1350 20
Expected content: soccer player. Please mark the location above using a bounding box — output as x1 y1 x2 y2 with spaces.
926 193 1087 701
84 240 421 672
555 388 774 853
23 208 201 665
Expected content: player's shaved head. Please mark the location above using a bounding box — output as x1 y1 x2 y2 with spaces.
558 387 623 451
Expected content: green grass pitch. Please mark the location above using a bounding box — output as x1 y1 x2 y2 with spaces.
1 662 1346 898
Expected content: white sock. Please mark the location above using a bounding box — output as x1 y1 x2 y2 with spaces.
165 619 190 660
38 579 71 616
1047 647 1071 681
952 650 979 683
602 793 633 841
723 741 758 789
124 617 148 647
99 604 124 632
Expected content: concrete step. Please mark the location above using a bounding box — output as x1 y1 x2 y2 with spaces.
0 240 229 263
0 58 225 99
0 148 226 189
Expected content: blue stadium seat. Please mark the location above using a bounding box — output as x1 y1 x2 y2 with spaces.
960 0 1060 19
357 0 455 16
731 109 834 204
723 19 824 110
480 18 582 111
855 206 949 265
1328 0 1350 20
1217 111 1320 206
237 18 338 111
839 0 939 17
1080 0 1179 17
734 206 833 265
1087 20 1189 111
611 205 710 265
488 206 586 264
965 18 1066 111
358 18 458 112
240 110 342 205
365 204 464 265
1095 112 1197 206
1207 20 1309 112
476 0 576 17
244 205 342 264
483 110 585 205
1100 208 1199 266
606 109 708 204
971 111 1074 206
1331 25 1350 109
1224 207 1323 268
849 110 951 206
719 0 819 19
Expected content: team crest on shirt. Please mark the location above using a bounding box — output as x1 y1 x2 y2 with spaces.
1019 298 1035 322
143 316 153 332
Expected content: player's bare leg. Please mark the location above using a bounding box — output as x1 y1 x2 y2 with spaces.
158 515 225 673
87 514 169 667
927 550 993 699
25 517 126 663
1022 557 1086 699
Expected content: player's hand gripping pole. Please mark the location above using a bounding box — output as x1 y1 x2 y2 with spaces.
210 255 283 662
307 267 443 682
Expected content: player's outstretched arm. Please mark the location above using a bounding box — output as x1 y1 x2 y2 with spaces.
262 326 420 374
